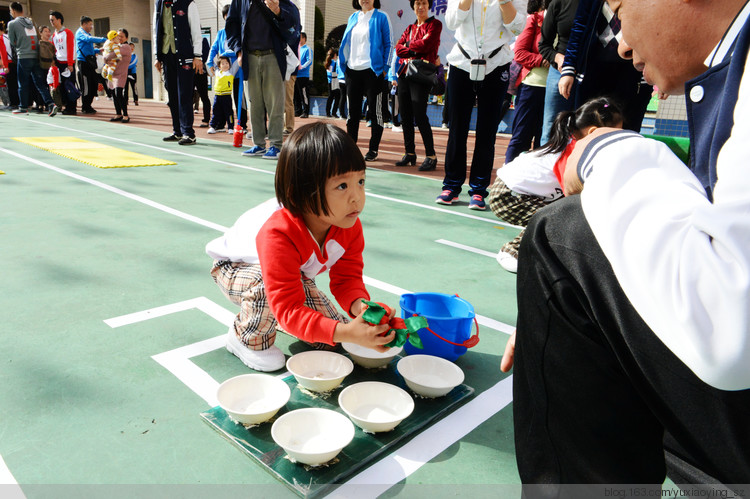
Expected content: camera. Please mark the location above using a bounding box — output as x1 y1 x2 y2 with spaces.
469 58 486 81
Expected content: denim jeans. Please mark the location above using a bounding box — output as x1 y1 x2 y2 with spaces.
540 66 574 145
16 58 53 109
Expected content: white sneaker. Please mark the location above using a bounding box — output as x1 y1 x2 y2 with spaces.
496 250 518 274
227 128 234 134
207 127 217 134
226 330 286 372
392 125 403 132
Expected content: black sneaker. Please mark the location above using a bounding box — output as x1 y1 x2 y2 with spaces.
364 151 378 161
81 108 97 114
163 134 183 142
48 105 60 117
178 136 197 146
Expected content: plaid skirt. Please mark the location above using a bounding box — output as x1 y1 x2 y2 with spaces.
488 178 550 257
210 260 349 350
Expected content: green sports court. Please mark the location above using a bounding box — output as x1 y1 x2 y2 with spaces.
0 109 531 497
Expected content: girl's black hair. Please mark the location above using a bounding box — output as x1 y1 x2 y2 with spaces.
275 122 366 217
352 0 381 10
527 0 546 14
541 96 624 155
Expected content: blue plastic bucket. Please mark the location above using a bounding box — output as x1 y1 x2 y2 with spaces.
400 293 477 361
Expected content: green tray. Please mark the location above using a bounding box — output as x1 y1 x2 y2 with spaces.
200 357 474 498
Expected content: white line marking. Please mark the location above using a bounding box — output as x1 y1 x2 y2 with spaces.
105 297 235 328
334 376 513 496
0 454 25 498
436 238 499 258
0 148 228 232
152 337 225 407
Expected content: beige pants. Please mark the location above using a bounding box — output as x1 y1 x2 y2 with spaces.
284 75 296 133
245 53 285 149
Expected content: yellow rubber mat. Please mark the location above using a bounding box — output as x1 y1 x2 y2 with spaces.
12 136 177 168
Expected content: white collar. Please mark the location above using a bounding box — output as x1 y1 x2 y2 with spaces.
705 0 750 67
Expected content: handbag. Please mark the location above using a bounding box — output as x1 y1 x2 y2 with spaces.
405 59 438 87
284 44 299 81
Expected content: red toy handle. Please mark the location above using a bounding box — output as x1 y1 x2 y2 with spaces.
420 316 480 348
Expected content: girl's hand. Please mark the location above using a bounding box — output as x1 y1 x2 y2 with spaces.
333 314 395 352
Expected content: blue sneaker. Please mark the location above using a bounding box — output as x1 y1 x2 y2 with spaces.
262 146 280 160
468 194 486 210
242 146 266 156
436 189 459 205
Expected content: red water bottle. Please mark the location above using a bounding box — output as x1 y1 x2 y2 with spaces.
232 123 243 148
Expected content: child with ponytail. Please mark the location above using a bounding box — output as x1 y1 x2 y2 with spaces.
488 96 624 273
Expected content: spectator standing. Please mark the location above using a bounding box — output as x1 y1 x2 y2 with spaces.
295 32 312 118
437 0 526 209
125 43 139 105
386 54 401 130
537 0 578 143
394 0 442 171
339 0 394 162
502 0 750 489
153 0 204 145
194 36 211 128
225 0 301 160
7 2 54 115
50 10 77 115
557 0 652 132
336 59 347 119
75 16 107 114
207 5 247 133
504 0 548 163
325 48 340 117
0 21 9 109
1 21 19 110
107 29 132 123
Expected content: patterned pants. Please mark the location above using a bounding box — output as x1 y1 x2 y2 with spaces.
210 261 349 350
488 178 550 257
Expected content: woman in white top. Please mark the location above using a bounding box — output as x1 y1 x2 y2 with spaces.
339 0 393 161
436 0 526 210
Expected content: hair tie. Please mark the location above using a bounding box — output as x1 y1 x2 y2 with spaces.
603 104 609 108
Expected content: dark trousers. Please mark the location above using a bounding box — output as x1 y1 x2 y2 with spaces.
346 68 385 153
338 81 348 119
505 83 546 163
76 59 98 111
7 61 19 107
210 94 234 129
17 58 52 109
443 64 509 198
294 76 310 115
232 76 247 129
162 52 195 138
397 76 434 156
326 85 340 117
113 86 128 117
514 196 750 494
125 71 138 103
575 59 652 133
55 60 76 112
194 70 210 124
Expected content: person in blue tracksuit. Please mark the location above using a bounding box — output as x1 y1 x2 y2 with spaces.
75 16 107 113
294 32 312 117
125 42 138 105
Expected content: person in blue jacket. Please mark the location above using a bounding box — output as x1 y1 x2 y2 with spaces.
557 0 652 132
338 0 393 161
295 32 312 118
75 16 107 114
325 48 340 118
125 42 138 105
207 5 247 134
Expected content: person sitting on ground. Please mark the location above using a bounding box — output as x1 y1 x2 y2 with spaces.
206 122 395 372
488 96 623 273
101 31 121 81
207 54 239 134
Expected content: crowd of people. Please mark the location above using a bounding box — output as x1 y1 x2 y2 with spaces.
0 3 136 120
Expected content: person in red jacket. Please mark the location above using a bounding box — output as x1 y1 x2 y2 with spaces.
50 10 77 115
504 0 548 163
206 122 395 372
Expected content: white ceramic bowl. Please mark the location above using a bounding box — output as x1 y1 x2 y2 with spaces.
341 342 403 369
216 374 291 425
338 381 414 433
271 408 355 465
286 351 354 392
397 355 465 398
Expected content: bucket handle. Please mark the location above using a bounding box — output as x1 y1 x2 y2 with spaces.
418 315 480 348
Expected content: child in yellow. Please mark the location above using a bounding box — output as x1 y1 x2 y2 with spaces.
207 55 239 134
101 30 121 81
